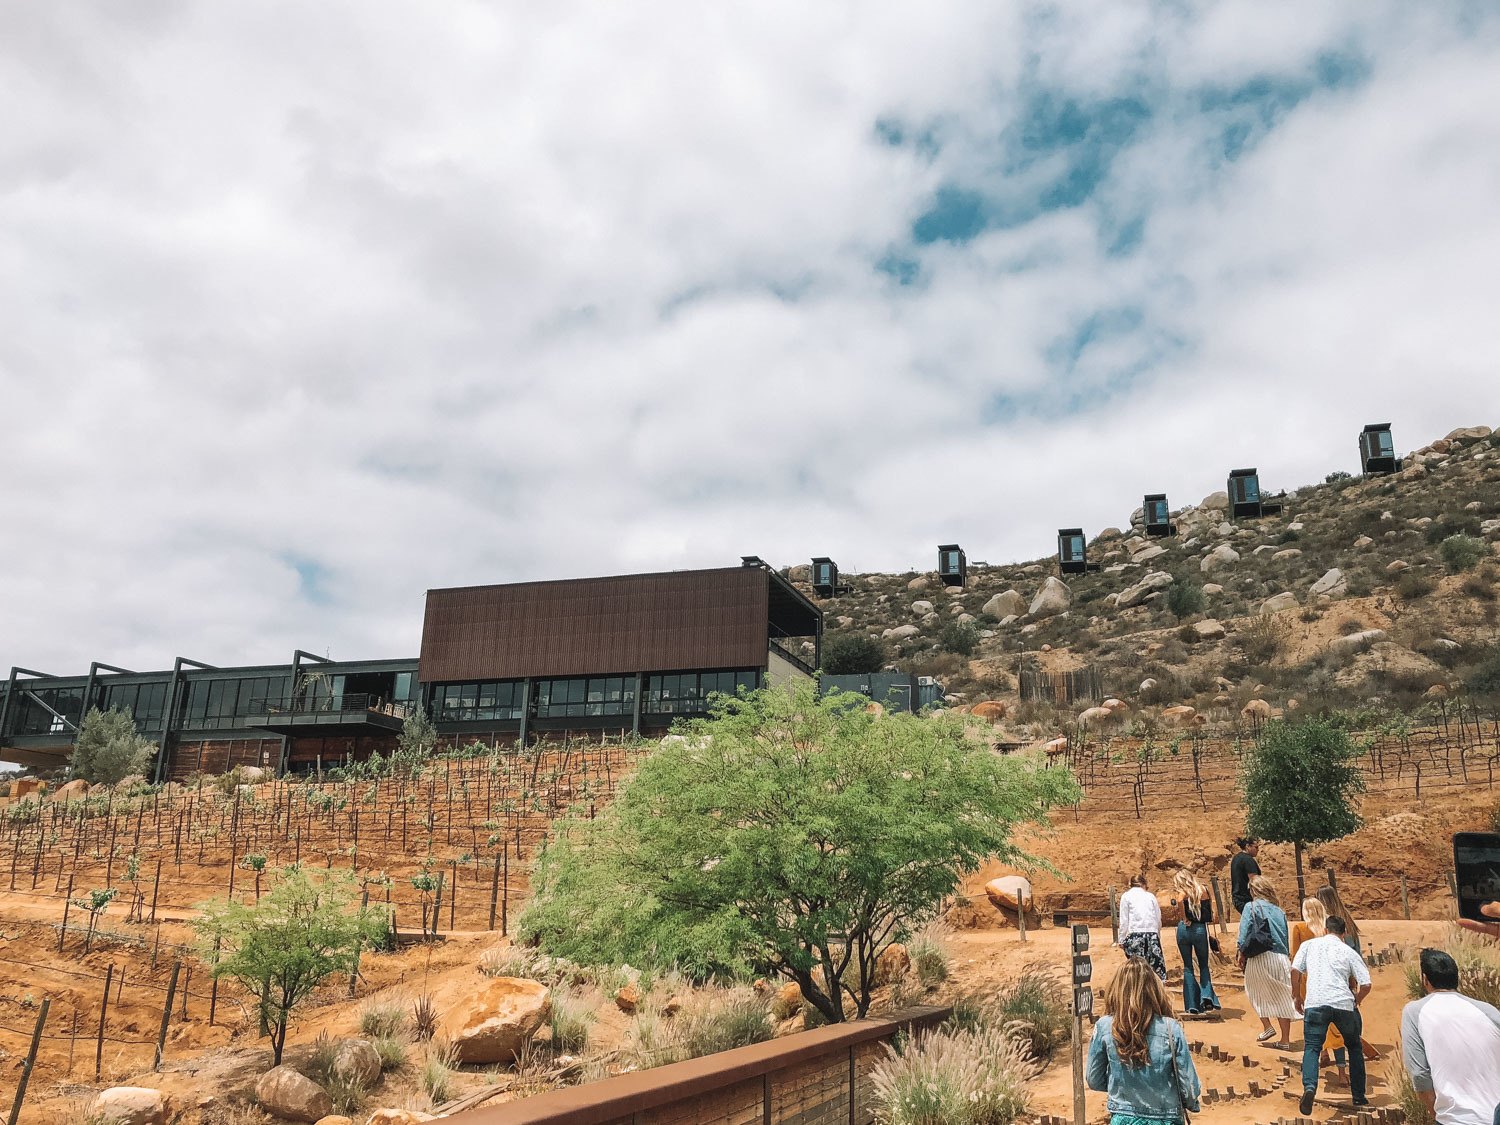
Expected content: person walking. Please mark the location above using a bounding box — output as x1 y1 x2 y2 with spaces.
1118 874 1168 981
1172 869 1221 1015
1238 874 1296 1049
1401 948 1500 1125
1087 957 1202 1125
1291 897 1350 1086
1230 837 1262 915
1315 884 1363 954
1292 915 1372 1114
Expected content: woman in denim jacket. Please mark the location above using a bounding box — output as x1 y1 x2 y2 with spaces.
1088 957 1202 1125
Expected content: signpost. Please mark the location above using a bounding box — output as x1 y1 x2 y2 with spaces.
1070 925 1092 1125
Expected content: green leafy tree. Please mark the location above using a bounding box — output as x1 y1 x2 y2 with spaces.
398 707 439 760
821 634 887 675
519 684 1080 1023
938 620 980 657
70 707 155 785
1241 718 1365 903
1440 534 1487 573
194 867 387 1064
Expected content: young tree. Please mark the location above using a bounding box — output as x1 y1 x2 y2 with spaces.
520 683 1081 1023
1241 718 1365 902
821 634 887 675
398 707 439 762
194 867 387 1064
70 707 155 785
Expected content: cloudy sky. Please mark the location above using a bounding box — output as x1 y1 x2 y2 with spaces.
2 1 1497 672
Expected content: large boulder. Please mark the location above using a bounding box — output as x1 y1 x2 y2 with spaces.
50 778 89 802
1260 592 1297 615
1241 699 1273 720
256 1066 333 1123
332 1039 381 1090
315 1118 355 1125
910 600 934 616
441 976 551 1064
1160 705 1197 728
1200 491 1229 511
982 590 1025 619
364 1113 436 1125
1446 425 1492 443
882 624 920 640
1326 629 1388 659
906 576 930 591
1117 571 1173 609
1028 577 1072 618
1200 544 1240 574
1131 544 1166 563
984 875 1034 912
1192 619 1226 641
1310 568 1347 598
1078 706 1117 726
969 700 1008 722
89 1088 168 1125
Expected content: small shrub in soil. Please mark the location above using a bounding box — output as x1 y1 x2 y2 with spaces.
359 999 408 1039
908 923 950 987
1396 571 1436 600
1440 534 1488 573
869 1023 1039 1125
1461 571 1496 600
549 989 596 1053
990 962 1072 1062
1167 582 1206 619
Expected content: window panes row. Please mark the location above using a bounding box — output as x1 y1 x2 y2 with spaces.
428 669 762 722
432 681 526 722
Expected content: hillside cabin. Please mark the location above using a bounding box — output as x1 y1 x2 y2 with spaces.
810 557 841 597
1228 468 1282 519
937 544 967 587
1359 423 1399 475
1057 529 1088 574
1143 494 1173 537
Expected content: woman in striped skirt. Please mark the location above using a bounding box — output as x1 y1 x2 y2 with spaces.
1238 875 1296 1049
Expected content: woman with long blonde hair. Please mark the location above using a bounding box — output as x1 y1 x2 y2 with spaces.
1172 869 1221 1014
1315 885 1362 953
1239 874 1296 1049
1087 958 1202 1123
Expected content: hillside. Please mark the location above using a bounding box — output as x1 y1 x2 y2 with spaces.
793 423 1500 734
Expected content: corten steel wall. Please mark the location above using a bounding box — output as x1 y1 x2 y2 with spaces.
420 569 773 684
448 1007 949 1125
169 738 282 781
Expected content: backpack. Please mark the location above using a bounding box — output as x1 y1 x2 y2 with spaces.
1241 904 1275 959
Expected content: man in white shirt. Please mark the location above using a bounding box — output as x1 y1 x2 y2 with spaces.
1401 948 1500 1125
1292 915 1372 1113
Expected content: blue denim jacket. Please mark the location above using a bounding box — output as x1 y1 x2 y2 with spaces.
1086 1014 1202 1120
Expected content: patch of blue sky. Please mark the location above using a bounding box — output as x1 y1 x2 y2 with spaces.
282 553 333 606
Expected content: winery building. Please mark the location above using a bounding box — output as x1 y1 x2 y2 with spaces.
0 564 821 781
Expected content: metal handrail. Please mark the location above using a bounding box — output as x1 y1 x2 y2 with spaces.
245 695 413 719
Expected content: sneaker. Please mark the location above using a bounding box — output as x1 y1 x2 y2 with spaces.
1186 1007 1200 1015
1352 1098 1371 1108
1299 1090 1316 1116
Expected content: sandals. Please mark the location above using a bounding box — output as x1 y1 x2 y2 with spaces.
1257 1030 1277 1043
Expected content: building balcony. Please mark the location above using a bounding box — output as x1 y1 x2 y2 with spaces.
242 694 412 735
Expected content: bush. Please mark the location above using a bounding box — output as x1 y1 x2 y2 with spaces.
1237 616 1289 664
1462 572 1496 601
549 990 595 1054
371 1034 409 1072
70 708 156 786
676 991 775 1058
1325 471 1353 484
869 1024 1039 1125
1397 571 1436 600
988 961 1071 1061
1440 534 1488 573
908 924 950 987
938 621 980 657
358 999 407 1040
1467 647 1500 700
419 1041 458 1104
1166 582 1206 619
822 634 887 675
1386 1049 1436 1125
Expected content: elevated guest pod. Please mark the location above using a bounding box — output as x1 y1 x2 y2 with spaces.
937 544 966 587
1227 467 1281 519
810 557 838 597
1057 528 1087 575
1359 423 1399 475
1143 494 1173 537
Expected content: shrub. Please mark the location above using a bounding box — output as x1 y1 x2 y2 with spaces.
419 1040 458 1104
549 990 595 1054
1397 571 1436 600
869 1024 1039 1125
358 999 408 1040
1237 615 1289 664
1166 582 1206 619
676 991 775 1058
1386 1049 1436 1125
1440 534 1488 573
938 621 980 657
412 994 439 1041
70 707 156 786
822 634 887 675
1467 647 1500 700
371 1034 409 1072
1325 471 1353 484
908 924 950 987
990 962 1071 1061
1462 572 1496 601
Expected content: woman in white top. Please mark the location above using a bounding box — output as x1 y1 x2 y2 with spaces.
1118 874 1168 981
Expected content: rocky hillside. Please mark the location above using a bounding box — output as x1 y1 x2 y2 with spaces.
791 423 1500 731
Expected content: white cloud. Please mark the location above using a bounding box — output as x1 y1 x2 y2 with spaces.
0 1 1497 673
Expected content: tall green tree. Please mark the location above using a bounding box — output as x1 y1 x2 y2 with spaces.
70 707 155 785
821 634 887 675
194 868 388 1064
1241 718 1365 903
519 683 1081 1022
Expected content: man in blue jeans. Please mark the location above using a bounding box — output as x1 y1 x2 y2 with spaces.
1292 915 1372 1114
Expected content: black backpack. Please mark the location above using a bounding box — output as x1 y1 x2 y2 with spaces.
1241 905 1275 958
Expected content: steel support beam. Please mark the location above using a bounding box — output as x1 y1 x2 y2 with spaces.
154 657 217 784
